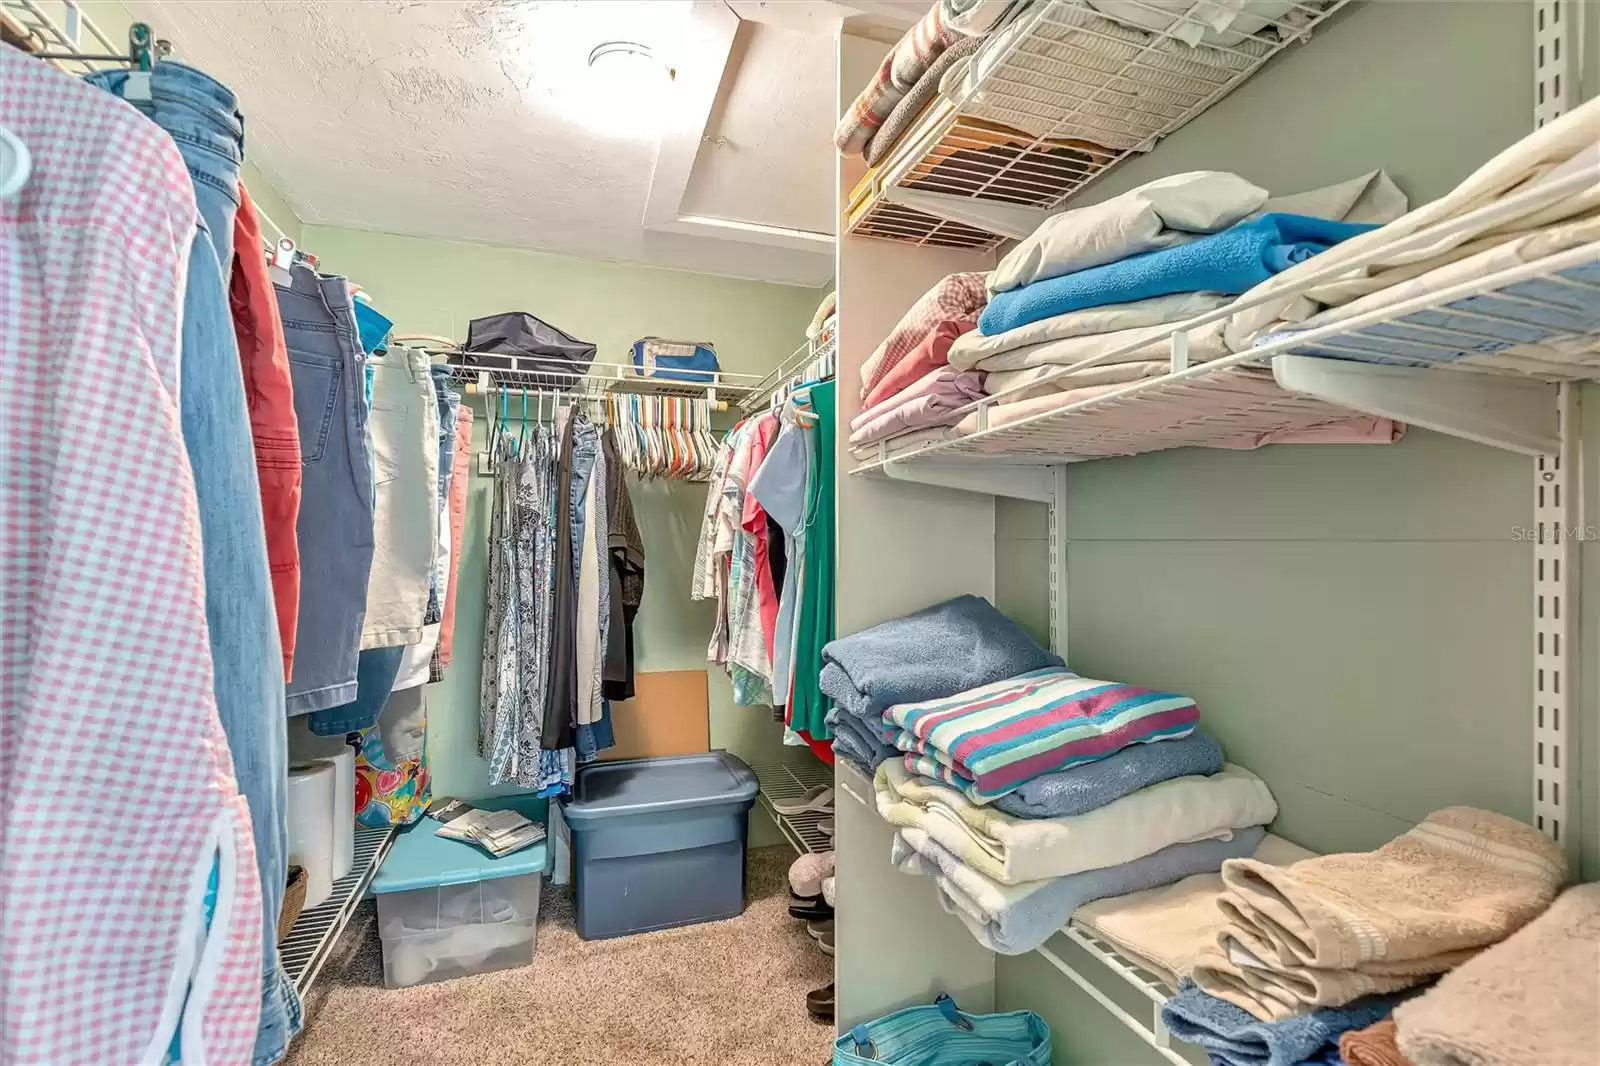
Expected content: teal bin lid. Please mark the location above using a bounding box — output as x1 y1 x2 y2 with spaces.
372 795 550 894
562 751 757 825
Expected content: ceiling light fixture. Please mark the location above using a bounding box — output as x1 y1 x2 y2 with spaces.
513 1 688 139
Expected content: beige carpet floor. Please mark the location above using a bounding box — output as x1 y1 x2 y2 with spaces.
284 846 834 1066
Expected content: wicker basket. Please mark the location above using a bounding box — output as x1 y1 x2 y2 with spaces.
279 865 309 943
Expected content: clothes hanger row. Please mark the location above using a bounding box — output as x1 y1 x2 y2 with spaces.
607 393 719 482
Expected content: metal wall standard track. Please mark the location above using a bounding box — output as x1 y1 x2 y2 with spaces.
752 761 835 855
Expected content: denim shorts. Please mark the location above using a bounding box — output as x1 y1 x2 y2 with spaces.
278 264 376 715
84 59 299 1066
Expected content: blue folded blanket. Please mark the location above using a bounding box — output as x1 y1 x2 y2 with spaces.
900 826 1266 956
827 706 899 768
979 213 1378 336
820 595 1063 720
993 731 1224 818
1161 983 1409 1066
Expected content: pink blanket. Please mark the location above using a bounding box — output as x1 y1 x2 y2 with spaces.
849 367 986 446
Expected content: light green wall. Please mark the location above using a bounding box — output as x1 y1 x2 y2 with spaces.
296 226 824 843
989 4 1592 1061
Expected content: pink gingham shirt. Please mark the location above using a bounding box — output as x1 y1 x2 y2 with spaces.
1 49 263 1064
859 272 990 401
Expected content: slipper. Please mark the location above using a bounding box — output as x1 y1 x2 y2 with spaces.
821 874 835 908
788 851 836 897
771 785 834 816
818 927 835 956
819 817 835 836
806 919 833 940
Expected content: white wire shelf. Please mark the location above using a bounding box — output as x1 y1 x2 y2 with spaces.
740 325 839 413
440 356 771 407
752 761 835 855
847 0 1349 249
856 239 1600 479
1039 924 1191 1066
279 823 398 998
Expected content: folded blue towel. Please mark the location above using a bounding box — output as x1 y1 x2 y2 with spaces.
1162 983 1409 1066
827 706 899 768
979 213 1378 336
904 826 1267 955
993 731 1224 818
820 595 1063 720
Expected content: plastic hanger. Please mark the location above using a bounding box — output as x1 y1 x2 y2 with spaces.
0 125 31 201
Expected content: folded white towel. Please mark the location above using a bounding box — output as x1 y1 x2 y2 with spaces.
874 760 1277 885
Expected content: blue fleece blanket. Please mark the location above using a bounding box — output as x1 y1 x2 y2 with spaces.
1161 983 1409 1066
820 595 1063 720
900 826 1266 956
993 730 1224 818
979 213 1378 336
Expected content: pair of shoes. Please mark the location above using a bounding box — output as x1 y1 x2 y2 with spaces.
806 919 835 956
806 982 835 1024
789 898 834 922
772 785 834 816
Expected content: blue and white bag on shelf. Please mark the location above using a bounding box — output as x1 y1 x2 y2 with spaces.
834 994 1051 1066
630 337 721 384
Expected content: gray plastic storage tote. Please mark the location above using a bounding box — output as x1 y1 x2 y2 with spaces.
462 311 597 387
562 751 758 940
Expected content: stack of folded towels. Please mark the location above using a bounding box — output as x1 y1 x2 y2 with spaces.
1143 806 1570 1066
822 594 1277 955
853 170 1411 458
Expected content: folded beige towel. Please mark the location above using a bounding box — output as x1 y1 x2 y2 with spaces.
1394 883 1600 1066
1340 1020 1414 1066
1194 808 1567 1021
1073 834 1314 987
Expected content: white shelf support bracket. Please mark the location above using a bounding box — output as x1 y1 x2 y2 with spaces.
878 459 1056 503
1050 464 1069 661
1272 355 1561 456
1534 383 1581 866
1534 0 1580 128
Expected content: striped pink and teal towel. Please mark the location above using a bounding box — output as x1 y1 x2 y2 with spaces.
888 667 1200 803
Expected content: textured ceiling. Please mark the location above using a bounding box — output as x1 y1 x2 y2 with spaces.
125 0 839 284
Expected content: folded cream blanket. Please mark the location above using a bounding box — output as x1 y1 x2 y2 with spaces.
1194 807 1567 1021
1074 834 1315 988
1394 883 1600 1066
874 759 1276 885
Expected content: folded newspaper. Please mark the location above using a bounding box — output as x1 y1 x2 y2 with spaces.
428 798 547 858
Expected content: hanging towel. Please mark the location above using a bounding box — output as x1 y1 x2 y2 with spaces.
1393 883 1600 1066
979 213 1378 336
992 729 1223 818
1340 1020 1414 1066
1162 982 1413 1066
820 595 1062 722
888 667 1200 803
875 760 1276 884
1195 807 1567 1021
895 824 1265 955
1075 834 1316 988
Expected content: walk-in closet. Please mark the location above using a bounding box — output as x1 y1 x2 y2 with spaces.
5 1 1600 1064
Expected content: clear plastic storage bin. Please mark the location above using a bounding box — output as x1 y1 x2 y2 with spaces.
370 796 549 988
